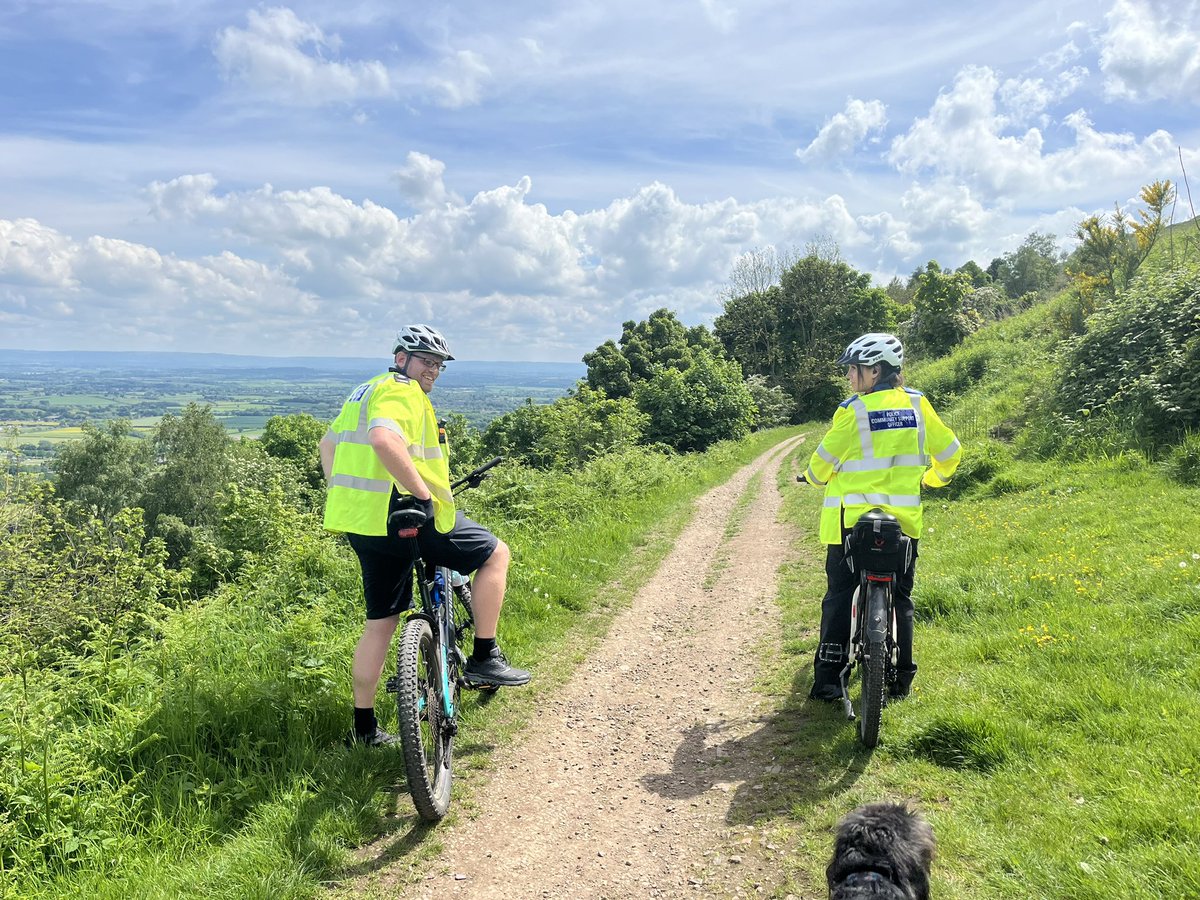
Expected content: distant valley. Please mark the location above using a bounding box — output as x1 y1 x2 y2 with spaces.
0 349 584 463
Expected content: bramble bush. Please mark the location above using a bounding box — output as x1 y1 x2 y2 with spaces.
1044 264 1200 457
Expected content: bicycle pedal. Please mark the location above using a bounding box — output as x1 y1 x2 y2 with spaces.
384 675 398 693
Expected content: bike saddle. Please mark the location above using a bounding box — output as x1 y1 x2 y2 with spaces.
388 500 428 535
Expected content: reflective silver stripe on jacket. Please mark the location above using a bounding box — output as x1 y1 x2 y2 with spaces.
328 473 392 493
909 393 926 456
331 379 384 446
849 398 873 459
806 465 827 486
407 443 445 460
935 437 961 462
368 417 403 437
816 444 839 466
838 454 930 473
840 492 921 507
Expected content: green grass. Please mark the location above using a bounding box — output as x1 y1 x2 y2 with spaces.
748 434 1200 899
0 427 800 899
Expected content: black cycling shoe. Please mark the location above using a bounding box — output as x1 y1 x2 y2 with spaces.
345 727 400 748
463 647 531 687
809 683 843 703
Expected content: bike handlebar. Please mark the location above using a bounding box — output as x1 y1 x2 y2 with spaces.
451 456 505 492
796 473 809 484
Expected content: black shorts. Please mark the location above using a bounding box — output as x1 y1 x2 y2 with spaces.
346 513 499 620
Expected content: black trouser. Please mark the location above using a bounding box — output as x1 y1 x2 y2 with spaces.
812 539 918 691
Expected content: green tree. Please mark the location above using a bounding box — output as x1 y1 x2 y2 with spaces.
988 231 1064 299
745 375 794 429
142 403 231 530
633 351 755 452
586 308 723 394
711 287 786 378
52 419 153 518
907 261 978 357
716 250 898 420
955 260 991 287
583 340 635 398
259 412 327 488
884 276 912 306
483 387 646 469
1067 180 1174 302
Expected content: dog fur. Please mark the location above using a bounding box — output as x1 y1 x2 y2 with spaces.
826 802 935 900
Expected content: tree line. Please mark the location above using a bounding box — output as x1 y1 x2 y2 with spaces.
3 178 1189 666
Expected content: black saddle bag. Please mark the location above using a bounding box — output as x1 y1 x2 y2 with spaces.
845 508 912 575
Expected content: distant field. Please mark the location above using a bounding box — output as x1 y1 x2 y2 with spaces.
1 350 583 467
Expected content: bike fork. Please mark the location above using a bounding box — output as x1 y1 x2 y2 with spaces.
839 585 860 720
838 662 856 721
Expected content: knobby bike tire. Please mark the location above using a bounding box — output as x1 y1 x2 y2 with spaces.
452 580 475 644
858 585 889 748
395 617 454 820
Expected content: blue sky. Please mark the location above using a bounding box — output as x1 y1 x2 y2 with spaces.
2 0 1197 362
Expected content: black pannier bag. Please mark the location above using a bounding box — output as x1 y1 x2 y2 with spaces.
845 508 912 575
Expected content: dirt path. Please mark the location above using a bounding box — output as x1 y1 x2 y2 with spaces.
385 435 809 899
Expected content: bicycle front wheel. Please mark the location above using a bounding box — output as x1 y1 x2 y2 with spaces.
858 638 886 747
857 585 889 748
395 618 454 820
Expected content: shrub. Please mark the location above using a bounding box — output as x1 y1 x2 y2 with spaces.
1164 432 1200 486
1050 265 1200 454
938 437 1012 500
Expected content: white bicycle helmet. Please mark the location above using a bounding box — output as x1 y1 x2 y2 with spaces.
393 324 455 360
837 333 903 369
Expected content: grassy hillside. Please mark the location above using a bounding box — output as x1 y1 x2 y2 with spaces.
0 428 797 899
755 253 1200 898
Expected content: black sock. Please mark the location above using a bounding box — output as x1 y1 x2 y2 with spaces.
354 707 377 737
472 637 497 661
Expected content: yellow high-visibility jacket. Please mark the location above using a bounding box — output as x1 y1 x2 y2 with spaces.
322 371 455 536
805 385 961 544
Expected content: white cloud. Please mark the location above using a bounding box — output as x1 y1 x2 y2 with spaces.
899 182 993 245
699 0 738 33
394 152 463 212
796 98 888 163
998 67 1088 124
0 218 79 288
1098 0 1200 102
214 7 393 105
30 159 970 355
888 65 1176 199
0 217 326 352
426 49 492 109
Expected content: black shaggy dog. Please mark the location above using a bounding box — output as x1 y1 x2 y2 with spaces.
827 802 935 900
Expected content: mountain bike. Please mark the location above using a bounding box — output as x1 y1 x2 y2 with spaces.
839 508 912 748
384 456 504 821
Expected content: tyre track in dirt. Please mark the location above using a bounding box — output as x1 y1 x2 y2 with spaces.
385 435 808 899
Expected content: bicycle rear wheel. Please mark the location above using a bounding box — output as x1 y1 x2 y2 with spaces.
395 617 454 820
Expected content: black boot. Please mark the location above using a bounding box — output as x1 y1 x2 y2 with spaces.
889 664 917 699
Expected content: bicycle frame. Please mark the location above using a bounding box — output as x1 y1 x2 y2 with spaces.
404 560 458 720
387 456 503 822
